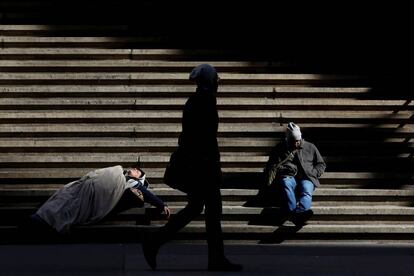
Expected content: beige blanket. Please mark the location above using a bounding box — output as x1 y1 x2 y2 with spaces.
36 165 126 233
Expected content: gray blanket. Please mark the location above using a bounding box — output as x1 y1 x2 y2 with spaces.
36 165 126 233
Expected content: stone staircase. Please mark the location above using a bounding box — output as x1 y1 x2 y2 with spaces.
0 23 413 244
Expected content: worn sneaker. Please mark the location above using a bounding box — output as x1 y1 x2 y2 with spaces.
291 209 314 227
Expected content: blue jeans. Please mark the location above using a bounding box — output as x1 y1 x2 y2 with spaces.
279 176 314 213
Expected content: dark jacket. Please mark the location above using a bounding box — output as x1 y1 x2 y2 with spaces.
165 64 221 190
178 92 220 164
169 92 221 186
264 139 326 187
125 175 166 211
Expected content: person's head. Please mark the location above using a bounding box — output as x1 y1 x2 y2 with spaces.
286 122 302 149
123 167 142 178
189 64 220 94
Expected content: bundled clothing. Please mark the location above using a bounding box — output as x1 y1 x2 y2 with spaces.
34 165 165 234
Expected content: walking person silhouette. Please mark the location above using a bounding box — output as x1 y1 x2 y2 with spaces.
142 64 242 271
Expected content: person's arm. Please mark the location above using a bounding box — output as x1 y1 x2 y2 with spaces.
312 145 326 178
136 185 170 217
130 187 144 202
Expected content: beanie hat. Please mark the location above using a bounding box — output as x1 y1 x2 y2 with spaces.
189 64 219 93
286 122 302 141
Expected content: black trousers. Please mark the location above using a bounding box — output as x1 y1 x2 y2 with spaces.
158 183 224 260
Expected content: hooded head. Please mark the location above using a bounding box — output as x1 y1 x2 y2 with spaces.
286 122 302 141
189 64 219 94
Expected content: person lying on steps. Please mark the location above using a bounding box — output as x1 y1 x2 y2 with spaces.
28 165 170 234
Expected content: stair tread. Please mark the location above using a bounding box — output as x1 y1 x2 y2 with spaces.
2 187 414 196
0 85 372 93
0 25 412 243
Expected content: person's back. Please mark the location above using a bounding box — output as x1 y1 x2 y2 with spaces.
179 92 219 158
177 91 221 180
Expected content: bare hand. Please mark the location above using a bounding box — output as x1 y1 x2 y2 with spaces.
163 206 171 219
130 188 144 201
129 168 142 178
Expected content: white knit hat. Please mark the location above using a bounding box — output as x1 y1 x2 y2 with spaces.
286 122 302 140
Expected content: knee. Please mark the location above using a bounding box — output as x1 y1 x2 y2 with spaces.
280 177 295 189
301 181 314 196
302 190 312 198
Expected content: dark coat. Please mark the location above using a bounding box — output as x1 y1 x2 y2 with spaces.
164 64 221 191
170 92 221 185
264 139 326 187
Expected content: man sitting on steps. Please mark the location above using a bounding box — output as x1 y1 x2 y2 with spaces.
264 122 326 226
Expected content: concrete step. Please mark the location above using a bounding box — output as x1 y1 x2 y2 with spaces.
0 72 366 85
4 172 412 188
0 60 283 72
0 98 411 110
0 156 410 172
0 111 412 125
2 110 410 117
3 223 414 244
0 86 381 103
7 205 414 213
2 186 414 199
0 138 411 155
0 48 132 59
3 198 413 208
3 205 414 218
0 48 256 60
0 36 168 48
2 189 414 209
0 136 409 146
0 85 373 97
0 25 130 36
99 206 414 225
165 222 414 234
0 123 412 138
0 153 412 168
0 168 412 184
0 25 411 244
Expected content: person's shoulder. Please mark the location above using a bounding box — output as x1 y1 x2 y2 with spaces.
302 140 319 150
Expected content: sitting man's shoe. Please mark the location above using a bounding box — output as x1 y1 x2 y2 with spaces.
142 238 160 270
208 258 243 271
290 209 314 227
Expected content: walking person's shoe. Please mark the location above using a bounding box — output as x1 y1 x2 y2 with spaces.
142 235 161 270
208 258 243 271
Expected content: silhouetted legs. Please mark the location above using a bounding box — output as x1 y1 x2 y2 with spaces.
143 183 241 270
156 186 224 259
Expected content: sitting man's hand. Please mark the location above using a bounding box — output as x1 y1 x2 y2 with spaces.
163 206 171 219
